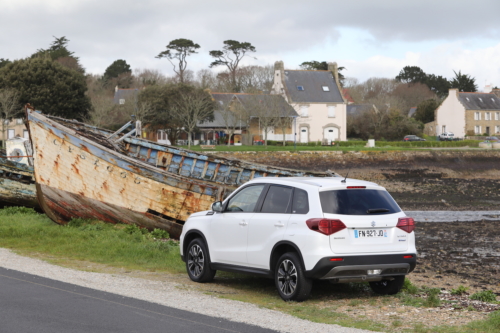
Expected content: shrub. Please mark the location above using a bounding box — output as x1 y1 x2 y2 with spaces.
424 288 441 307
150 228 170 239
67 218 93 228
450 285 469 295
470 290 497 303
401 278 419 294
0 206 38 216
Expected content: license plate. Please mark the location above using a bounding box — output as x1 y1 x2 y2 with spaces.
354 229 387 238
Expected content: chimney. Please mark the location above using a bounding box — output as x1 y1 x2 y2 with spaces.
274 61 284 72
115 85 119 93
328 62 339 83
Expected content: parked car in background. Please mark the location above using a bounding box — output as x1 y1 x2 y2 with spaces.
403 135 426 141
180 176 417 301
438 132 462 141
485 136 499 142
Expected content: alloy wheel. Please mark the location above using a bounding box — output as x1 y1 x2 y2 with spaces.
277 259 298 296
187 244 204 278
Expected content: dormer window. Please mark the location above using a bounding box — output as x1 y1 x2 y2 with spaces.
322 86 330 92
492 98 495 102
466 97 470 101
479 98 483 102
297 86 304 91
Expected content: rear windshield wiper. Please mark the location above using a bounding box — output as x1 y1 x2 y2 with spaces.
367 208 390 214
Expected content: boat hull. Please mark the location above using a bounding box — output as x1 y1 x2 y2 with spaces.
0 157 38 209
28 112 222 238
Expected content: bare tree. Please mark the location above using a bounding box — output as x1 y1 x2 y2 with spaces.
237 94 292 147
132 68 168 87
85 94 115 128
169 90 215 148
0 89 20 149
216 96 239 146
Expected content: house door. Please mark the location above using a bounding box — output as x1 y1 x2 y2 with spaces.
323 127 338 143
486 127 490 135
300 127 308 143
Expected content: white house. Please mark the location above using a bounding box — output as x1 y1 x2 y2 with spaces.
433 88 500 137
271 61 347 143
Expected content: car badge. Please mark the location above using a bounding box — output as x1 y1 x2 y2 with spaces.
371 221 376 227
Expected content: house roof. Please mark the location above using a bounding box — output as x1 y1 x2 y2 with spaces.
113 88 139 104
235 94 298 117
283 70 344 103
458 92 500 110
346 104 375 117
408 107 417 117
197 110 240 128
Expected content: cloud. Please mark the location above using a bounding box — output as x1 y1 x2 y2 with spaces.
1 0 499 84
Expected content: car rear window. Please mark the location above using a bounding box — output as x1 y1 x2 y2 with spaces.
320 189 401 215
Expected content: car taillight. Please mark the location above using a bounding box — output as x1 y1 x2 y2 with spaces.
397 217 415 233
306 218 346 235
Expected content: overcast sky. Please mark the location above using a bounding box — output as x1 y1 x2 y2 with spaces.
2 0 500 90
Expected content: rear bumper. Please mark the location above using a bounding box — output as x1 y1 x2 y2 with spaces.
305 253 417 280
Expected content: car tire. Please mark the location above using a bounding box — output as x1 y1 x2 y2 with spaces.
186 238 216 283
369 276 405 295
275 252 312 302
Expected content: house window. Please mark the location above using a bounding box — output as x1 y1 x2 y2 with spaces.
495 112 500 120
475 126 481 134
300 105 309 117
16 118 23 124
119 99 125 105
327 105 336 118
322 86 330 92
3 119 9 125
479 98 483 102
23 130 29 139
297 86 305 91
8 129 15 139
474 112 481 120
485 112 491 120
496 125 500 134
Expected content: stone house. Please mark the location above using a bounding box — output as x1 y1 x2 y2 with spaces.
430 88 500 137
271 61 347 143
1 118 29 142
196 93 298 145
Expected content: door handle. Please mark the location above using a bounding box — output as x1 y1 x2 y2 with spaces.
274 223 285 227
239 221 248 226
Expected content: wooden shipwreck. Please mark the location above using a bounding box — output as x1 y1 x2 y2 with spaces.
26 109 331 238
0 138 38 209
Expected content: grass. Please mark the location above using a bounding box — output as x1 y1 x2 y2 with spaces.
0 207 185 274
1 206 499 332
181 139 483 152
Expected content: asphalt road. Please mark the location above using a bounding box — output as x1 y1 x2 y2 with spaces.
0 267 277 333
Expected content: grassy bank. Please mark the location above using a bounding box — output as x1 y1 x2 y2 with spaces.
182 140 482 152
0 207 498 332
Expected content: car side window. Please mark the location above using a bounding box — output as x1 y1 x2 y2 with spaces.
261 185 293 213
225 184 265 212
291 188 309 214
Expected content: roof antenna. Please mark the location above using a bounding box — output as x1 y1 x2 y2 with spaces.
341 168 351 183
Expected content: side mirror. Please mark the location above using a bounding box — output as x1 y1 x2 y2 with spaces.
211 201 223 213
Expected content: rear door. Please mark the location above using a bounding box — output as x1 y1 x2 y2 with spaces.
319 188 409 254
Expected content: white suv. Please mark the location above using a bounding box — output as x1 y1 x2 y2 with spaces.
180 177 416 301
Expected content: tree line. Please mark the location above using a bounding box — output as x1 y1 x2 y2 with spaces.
0 36 486 144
